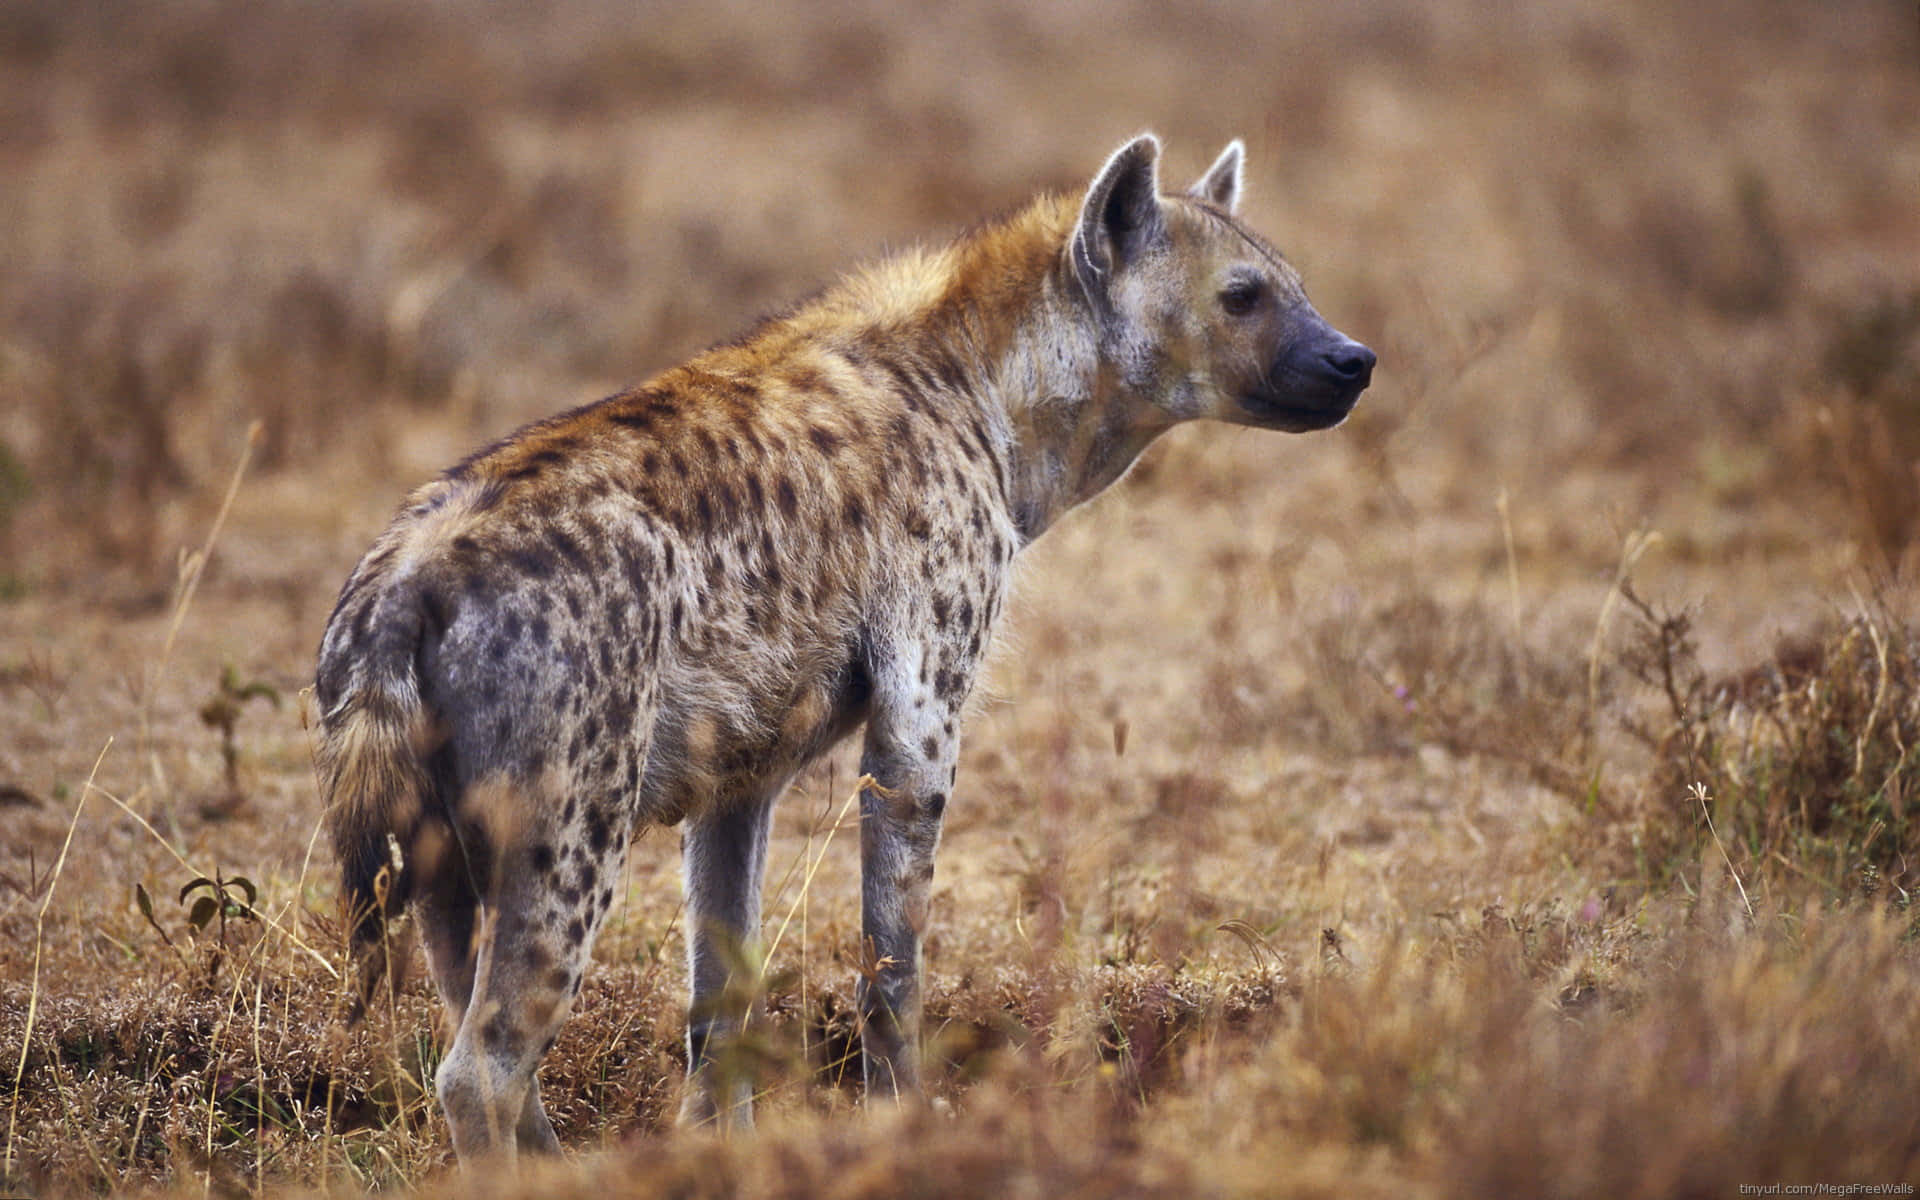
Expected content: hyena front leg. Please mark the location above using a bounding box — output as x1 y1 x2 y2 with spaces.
679 783 780 1129
855 641 966 1101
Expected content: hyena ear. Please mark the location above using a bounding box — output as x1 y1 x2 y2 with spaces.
1188 140 1245 213
1072 133 1164 309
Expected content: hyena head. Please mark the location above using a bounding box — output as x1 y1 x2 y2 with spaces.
1070 134 1376 433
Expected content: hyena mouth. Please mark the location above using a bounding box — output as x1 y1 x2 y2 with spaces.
1237 386 1363 432
1244 393 1367 430
1244 333 1376 431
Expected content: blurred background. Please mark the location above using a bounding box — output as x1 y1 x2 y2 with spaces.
1 0 1914 598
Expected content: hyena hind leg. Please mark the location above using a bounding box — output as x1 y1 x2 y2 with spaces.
431 819 622 1162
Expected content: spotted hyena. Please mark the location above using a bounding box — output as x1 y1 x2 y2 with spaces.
316 133 1374 1161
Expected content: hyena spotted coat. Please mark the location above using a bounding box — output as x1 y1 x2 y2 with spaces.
317 133 1374 1161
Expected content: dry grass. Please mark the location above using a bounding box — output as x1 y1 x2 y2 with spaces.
5 0 1920 1195
1622 585 1920 901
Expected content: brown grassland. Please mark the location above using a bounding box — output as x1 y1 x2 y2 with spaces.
4 1 1920 1196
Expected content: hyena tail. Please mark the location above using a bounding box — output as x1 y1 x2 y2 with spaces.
316 586 438 1021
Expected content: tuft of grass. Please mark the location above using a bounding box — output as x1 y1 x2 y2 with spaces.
1622 585 1920 902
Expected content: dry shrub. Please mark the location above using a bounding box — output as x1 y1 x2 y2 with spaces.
1623 587 1920 896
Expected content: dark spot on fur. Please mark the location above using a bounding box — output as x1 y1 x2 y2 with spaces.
776 477 799 518
926 792 948 819
877 357 924 410
482 1009 517 1048
506 543 558 580
910 361 944 398
487 631 514 663
932 350 969 394
549 527 592 573
808 425 842 455
463 480 502 513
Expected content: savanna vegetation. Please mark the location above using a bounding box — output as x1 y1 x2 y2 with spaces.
3 1 1918 1195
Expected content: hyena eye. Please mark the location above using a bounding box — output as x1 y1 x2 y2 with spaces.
1219 278 1265 316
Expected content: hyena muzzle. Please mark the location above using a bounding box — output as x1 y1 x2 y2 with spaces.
316 132 1373 1162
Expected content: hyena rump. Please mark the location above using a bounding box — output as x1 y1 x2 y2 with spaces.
317 133 1373 1160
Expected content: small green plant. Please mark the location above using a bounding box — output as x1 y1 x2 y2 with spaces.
135 871 261 986
197 663 280 814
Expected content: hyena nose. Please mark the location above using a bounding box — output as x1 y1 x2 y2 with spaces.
1323 339 1376 388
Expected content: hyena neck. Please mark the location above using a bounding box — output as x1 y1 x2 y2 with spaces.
996 306 1176 544
852 194 1176 546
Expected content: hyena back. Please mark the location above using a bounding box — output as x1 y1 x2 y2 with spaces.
316 133 1374 1161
